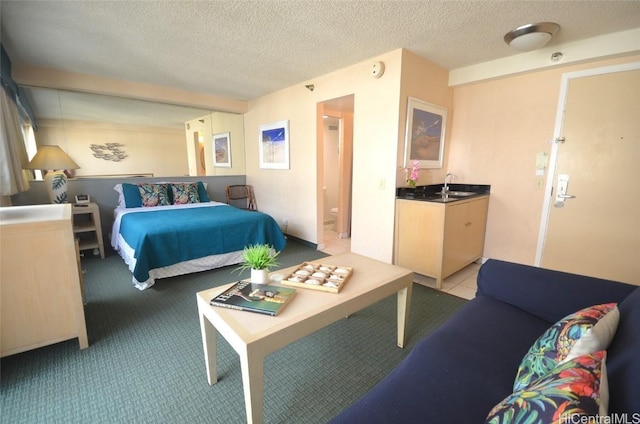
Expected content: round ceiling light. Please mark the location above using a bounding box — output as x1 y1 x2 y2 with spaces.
504 22 560 52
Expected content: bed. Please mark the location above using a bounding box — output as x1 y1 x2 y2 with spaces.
110 182 286 290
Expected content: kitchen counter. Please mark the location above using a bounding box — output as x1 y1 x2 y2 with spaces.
396 184 490 203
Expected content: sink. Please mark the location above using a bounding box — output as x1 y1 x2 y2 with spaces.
426 196 460 203
446 191 477 197
424 191 479 203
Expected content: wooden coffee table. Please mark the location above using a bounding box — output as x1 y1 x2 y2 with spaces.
196 252 413 424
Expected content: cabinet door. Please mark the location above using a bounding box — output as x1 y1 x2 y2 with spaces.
465 197 489 260
442 197 489 276
394 200 445 276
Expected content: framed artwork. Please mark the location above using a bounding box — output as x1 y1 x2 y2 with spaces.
213 132 231 168
404 97 447 169
259 120 290 169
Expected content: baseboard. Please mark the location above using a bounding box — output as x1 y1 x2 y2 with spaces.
285 234 318 250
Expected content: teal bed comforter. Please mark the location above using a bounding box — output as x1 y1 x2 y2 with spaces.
117 204 286 286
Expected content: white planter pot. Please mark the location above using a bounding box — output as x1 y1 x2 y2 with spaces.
251 269 269 284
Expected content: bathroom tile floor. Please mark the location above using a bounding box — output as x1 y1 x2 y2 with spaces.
320 225 351 256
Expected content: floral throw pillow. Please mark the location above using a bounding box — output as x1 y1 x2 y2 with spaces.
486 350 608 424
513 303 618 392
137 183 170 207
171 183 200 205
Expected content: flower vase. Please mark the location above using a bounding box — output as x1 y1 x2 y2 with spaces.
251 268 269 284
407 180 416 188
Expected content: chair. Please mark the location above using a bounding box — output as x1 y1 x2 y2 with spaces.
225 185 257 210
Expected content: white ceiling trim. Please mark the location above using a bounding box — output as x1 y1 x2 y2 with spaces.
449 28 640 86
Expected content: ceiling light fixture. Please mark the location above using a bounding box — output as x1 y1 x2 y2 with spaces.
504 22 560 52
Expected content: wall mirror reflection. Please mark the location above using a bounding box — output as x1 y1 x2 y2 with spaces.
21 87 246 178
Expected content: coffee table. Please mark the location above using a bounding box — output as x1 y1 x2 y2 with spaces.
196 252 413 424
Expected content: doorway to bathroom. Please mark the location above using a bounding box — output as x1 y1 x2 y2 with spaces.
316 95 354 254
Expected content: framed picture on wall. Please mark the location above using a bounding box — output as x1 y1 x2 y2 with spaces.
404 97 447 169
259 120 290 169
213 132 231 168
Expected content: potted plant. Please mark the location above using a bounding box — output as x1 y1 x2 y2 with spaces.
234 244 280 284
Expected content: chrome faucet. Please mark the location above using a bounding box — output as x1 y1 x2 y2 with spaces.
442 173 453 194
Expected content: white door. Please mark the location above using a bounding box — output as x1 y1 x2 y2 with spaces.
538 65 640 285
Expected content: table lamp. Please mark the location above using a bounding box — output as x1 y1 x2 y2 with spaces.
26 145 80 203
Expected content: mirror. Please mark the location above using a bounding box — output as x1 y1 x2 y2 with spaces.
21 87 245 178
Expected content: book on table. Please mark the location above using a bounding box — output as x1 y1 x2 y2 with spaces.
209 281 296 316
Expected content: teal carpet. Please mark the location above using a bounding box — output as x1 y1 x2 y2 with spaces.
0 240 467 423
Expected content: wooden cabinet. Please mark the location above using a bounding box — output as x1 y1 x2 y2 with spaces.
0 204 88 357
394 196 489 289
72 202 105 259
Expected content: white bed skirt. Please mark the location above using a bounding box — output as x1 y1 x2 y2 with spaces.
114 234 244 290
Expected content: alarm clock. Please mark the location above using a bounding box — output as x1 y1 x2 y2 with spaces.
75 194 90 204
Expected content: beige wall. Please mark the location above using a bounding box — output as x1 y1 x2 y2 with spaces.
211 111 246 176
397 49 454 186
245 49 404 261
448 54 640 264
36 119 188 177
244 49 455 263
185 111 246 177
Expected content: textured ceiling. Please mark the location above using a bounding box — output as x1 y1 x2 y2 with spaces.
2 1 640 102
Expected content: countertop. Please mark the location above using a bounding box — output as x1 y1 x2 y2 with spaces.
396 183 490 203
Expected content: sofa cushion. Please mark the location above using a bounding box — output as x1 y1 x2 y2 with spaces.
477 260 635 323
486 350 608 423
606 287 640 414
330 296 551 424
513 303 619 392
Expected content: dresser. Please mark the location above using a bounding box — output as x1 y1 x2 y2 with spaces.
0 204 88 357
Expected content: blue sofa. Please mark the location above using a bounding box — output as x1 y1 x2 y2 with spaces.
331 259 640 422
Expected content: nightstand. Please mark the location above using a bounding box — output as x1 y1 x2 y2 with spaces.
72 202 105 259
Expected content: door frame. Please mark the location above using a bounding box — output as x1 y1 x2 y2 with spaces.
316 96 354 249
534 61 640 266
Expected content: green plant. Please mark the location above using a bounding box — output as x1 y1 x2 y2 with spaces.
234 244 280 273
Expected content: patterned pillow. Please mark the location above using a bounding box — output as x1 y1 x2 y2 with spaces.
486 350 608 423
513 303 619 392
137 183 170 207
171 183 200 205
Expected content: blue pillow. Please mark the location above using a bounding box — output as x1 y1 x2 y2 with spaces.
122 183 143 208
197 182 210 202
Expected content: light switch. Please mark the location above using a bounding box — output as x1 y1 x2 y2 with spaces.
536 152 549 169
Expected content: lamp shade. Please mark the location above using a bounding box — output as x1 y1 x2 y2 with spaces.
26 145 80 170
